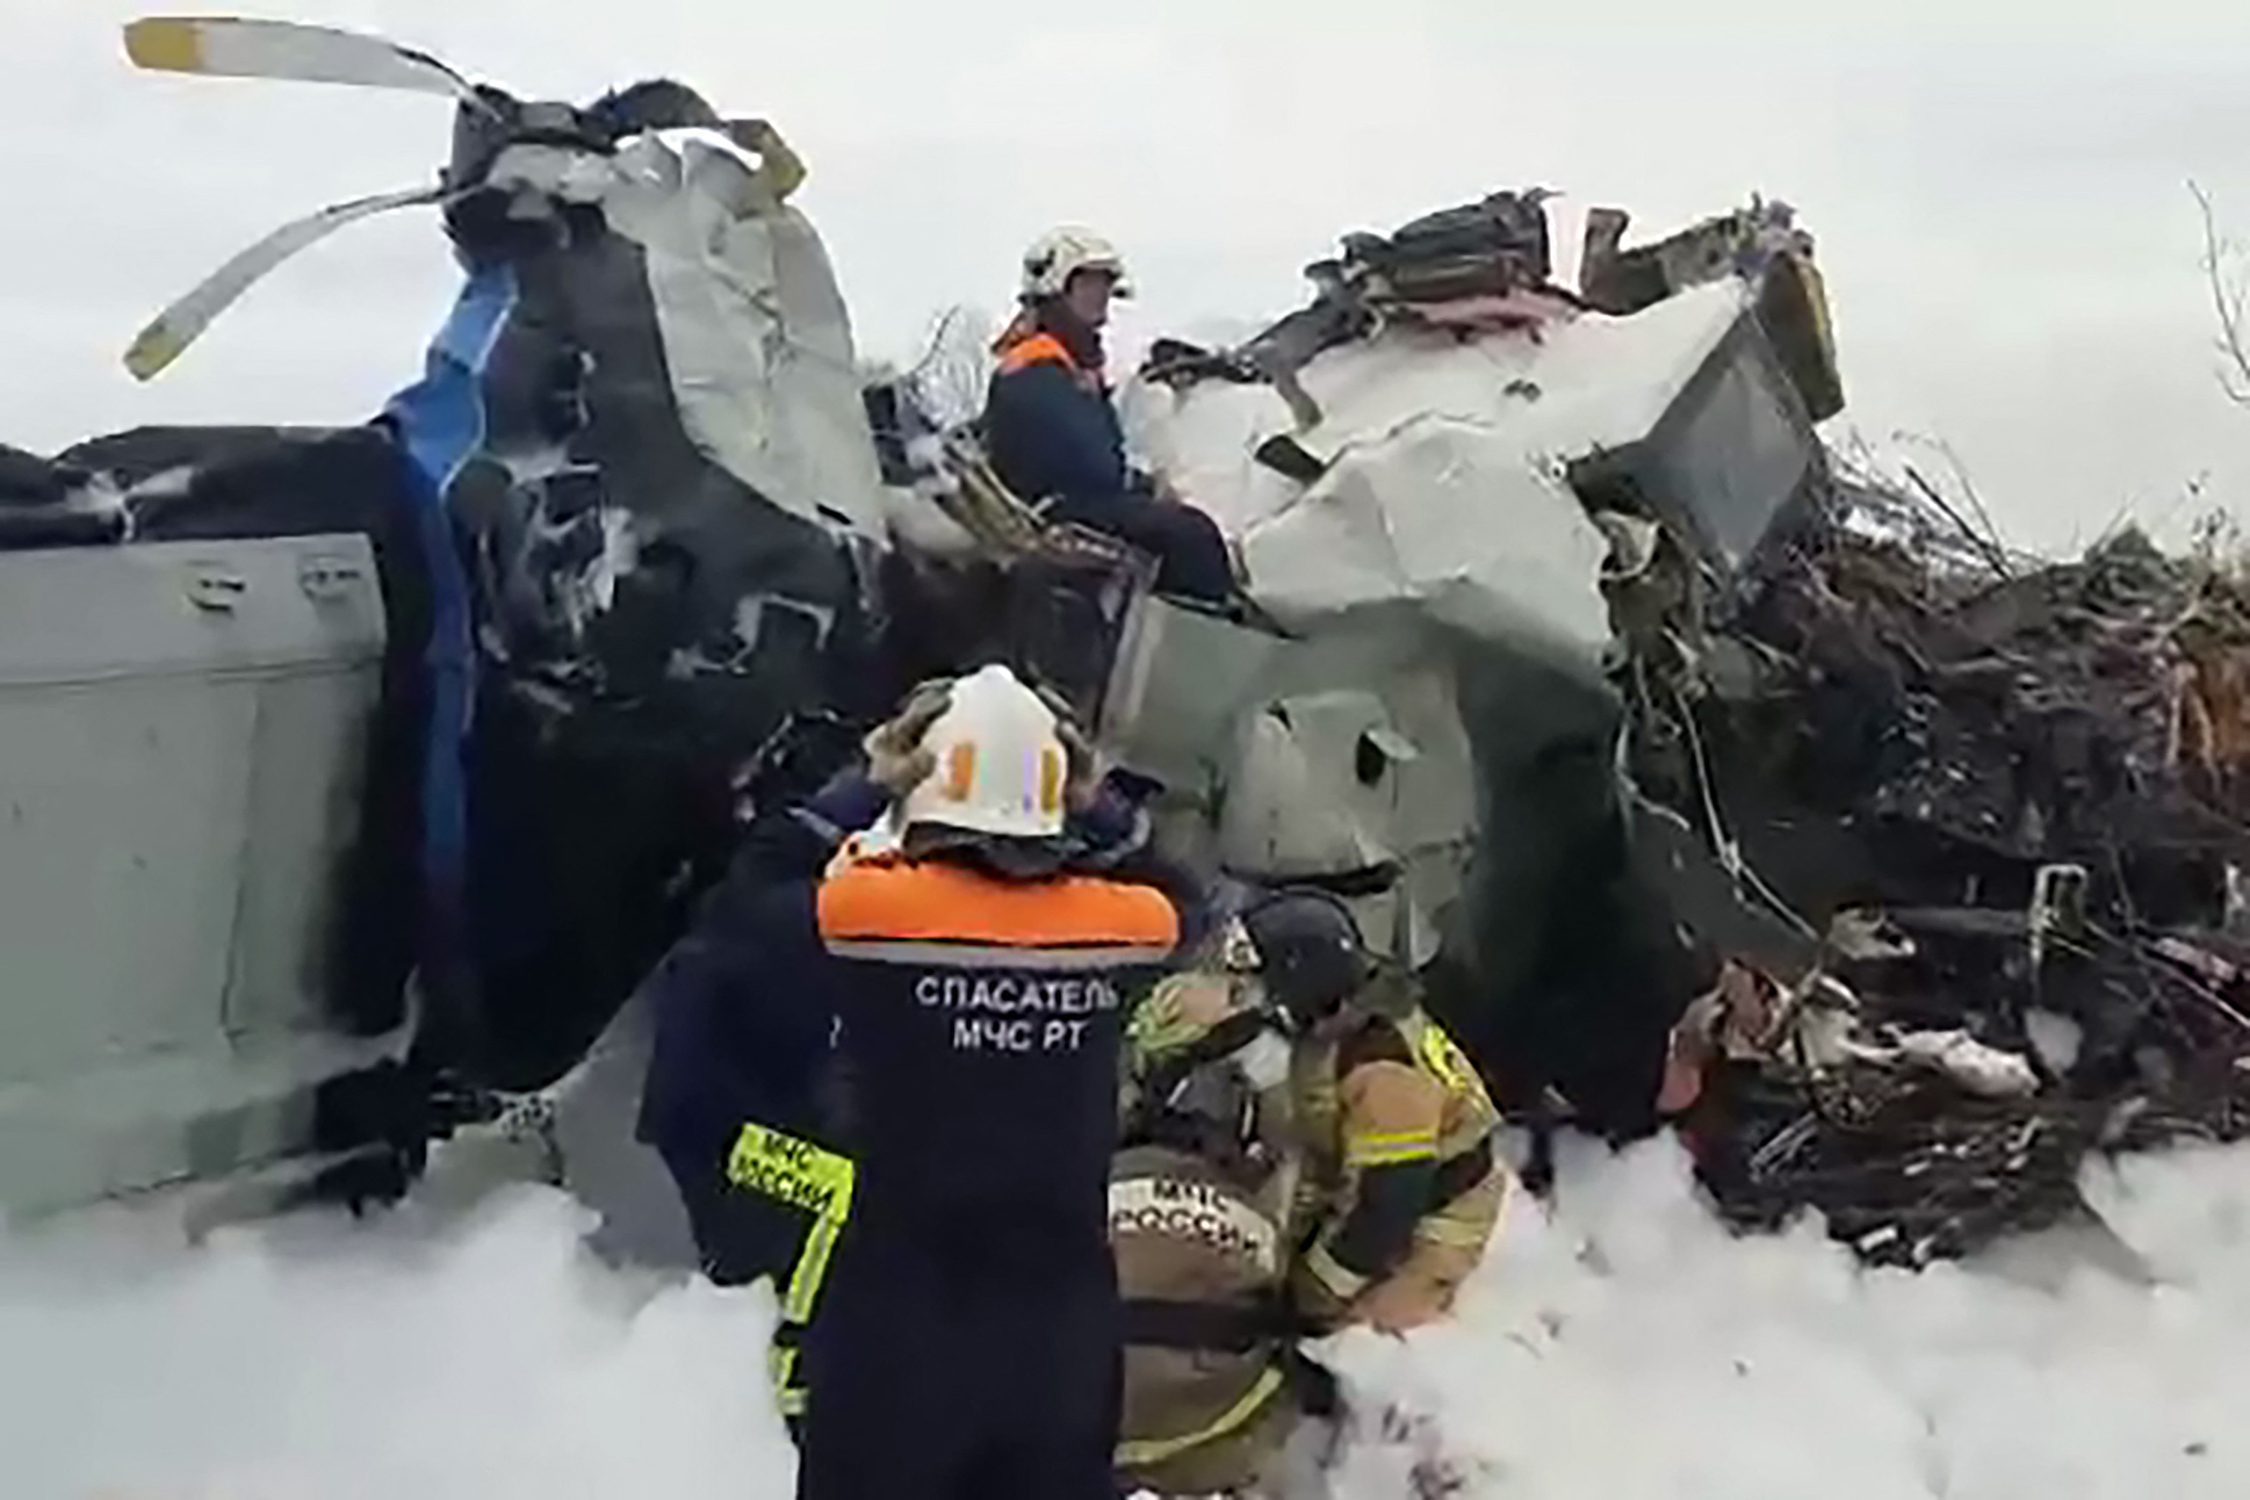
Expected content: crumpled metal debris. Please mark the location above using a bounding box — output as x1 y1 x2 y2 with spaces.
1322 188 1562 313
1891 1030 2041 1098
1578 196 1812 317
1616 472 2250 1267
1139 186 1581 432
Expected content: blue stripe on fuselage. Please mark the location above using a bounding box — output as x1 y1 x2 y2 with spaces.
382 264 521 969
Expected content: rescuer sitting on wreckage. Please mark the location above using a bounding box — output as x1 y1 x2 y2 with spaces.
984 227 1239 607
639 663 1197 1498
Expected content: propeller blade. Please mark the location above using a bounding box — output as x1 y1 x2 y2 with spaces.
125 185 441 381
123 16 489 109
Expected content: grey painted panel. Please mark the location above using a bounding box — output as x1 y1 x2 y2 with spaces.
0 674 253 1082
0 538 382 682
225 667 380 1040
0 1017 409 1219
0 534 389 1213
1654 341 1809 569
1103 598 1285 795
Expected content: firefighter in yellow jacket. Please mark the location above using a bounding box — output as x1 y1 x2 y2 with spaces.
1240 888 1510 1335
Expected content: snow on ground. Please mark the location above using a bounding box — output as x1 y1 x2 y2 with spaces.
9 1134 2250 1499
0 1186 797 1500
1320 1133 2250 1500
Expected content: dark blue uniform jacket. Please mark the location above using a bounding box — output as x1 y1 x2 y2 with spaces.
983 340 1235 606
636 768 1209 1198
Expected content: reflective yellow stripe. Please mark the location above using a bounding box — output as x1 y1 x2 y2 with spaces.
784 1204 848 1324
1345 1128 1439 1168
728 1122 857 1414
1412 1018 1484 1098
771 1343 808 1418
1416 1214 1500 1248
1304 1240 1370 1301
1115 1366 1288 1468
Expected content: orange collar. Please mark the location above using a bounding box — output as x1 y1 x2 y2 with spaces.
995 329 1077 376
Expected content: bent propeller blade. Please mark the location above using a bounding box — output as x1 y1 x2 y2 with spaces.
123 16 488 108
124 185 441 382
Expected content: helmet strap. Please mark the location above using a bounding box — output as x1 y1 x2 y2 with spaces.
1033 297 1106 374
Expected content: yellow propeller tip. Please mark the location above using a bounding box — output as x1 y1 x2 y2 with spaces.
123 17 206 73
124 327 185 382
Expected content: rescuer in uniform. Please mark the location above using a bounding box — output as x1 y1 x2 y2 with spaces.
982 226 1237 606
636 690 954 1429
772 662 1184 1500
639 672 1205 1447
1245 888 1512 1335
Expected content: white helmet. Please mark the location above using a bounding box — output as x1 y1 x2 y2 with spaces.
897 663 1070 840
1020 226 1134 303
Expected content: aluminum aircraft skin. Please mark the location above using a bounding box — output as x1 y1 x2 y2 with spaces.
0 15 1839 1257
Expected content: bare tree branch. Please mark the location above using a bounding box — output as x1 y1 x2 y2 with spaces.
2190 179 2250 406
1932 437 2008 555
1889 429 2020 566
1904 464 2014 580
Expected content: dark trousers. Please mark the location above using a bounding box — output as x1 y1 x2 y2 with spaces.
1048 490 1235 606
796 1230 1121 1500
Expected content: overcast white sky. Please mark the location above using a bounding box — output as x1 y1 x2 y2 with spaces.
11 0 2250 554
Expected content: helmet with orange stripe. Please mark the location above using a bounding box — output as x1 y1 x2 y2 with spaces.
895 662 1071 842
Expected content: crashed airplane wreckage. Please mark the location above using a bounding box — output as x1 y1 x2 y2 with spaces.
1637 496 2250 1267
8 15 2239 1275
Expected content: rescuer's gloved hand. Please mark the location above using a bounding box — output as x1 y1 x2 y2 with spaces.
862 678 954 799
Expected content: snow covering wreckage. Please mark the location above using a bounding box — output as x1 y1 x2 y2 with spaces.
11 16 2236 1278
